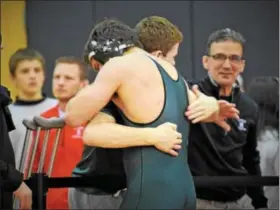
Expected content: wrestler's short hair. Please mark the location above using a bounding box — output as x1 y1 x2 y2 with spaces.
135 16 183 56
84 18 142 64
206 28 246 55
55 56 88 80
9 48 45 76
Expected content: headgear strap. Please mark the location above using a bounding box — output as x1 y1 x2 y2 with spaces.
87 39 134 64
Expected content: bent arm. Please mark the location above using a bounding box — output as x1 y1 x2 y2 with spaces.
65 58 124 127
83 112 156 148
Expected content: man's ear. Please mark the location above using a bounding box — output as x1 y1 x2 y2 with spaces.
90 59 102 71
83 79 89 86
9 73 17 85
79 79 89 90
239 60 246 73
202 55 209 70
151 50 163 58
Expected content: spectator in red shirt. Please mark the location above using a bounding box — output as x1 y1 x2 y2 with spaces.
31 56 89 209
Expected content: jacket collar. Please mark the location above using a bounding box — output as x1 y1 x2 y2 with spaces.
199 75 241 99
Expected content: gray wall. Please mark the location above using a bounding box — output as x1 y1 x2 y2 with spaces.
26 0 279 96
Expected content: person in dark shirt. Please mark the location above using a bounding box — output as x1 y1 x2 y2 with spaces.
188 28 268 209
0 33 32 210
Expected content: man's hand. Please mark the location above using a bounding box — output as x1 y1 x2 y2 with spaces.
152 122 182 157
185 85 240 131
185 85 219 123
207 100 240 131
218 100 239 120
14 182 32 209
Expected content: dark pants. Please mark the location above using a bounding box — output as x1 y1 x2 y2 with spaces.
0 191 13 209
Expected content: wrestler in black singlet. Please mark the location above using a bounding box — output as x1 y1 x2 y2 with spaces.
72 103 126 194
119 57 196 210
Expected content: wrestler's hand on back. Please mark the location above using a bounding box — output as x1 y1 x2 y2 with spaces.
152 122 182 157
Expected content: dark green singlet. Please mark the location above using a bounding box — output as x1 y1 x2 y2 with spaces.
119 57 196 210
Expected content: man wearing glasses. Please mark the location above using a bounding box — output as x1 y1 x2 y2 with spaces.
188 28 268 209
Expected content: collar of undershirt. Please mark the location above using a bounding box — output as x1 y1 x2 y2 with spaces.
205 75 240 100
14 94 47 105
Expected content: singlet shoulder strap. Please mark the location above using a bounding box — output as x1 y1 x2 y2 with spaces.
145 56 166 74
145 56 182 83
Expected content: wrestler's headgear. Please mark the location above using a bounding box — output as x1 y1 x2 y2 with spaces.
83 18 142 65
84 38 135 65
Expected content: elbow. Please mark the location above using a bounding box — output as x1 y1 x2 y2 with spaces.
82 126 99 147
82 128 91 145
64 101 84 127
64 114 82 128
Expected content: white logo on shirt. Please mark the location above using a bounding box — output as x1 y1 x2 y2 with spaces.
72 126 84 139
238 119 247 131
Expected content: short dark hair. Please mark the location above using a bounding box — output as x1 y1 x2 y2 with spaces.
55 56 88 80
247 76 279 133
135 16 183 55
9 48 45 76
206 28 246 55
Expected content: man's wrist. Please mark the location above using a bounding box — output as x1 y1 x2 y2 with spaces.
213 98 220 113
143 127 159 146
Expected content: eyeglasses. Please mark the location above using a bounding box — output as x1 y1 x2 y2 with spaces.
209 53 244 64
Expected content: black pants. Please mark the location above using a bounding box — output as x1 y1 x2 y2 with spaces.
0 191 13 209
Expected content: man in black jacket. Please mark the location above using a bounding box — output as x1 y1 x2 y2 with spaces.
188 28 267 209
0 33 32 209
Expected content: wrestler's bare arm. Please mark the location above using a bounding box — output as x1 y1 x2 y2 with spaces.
65 58 125 127
83 112 157 148
82 112 181 152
